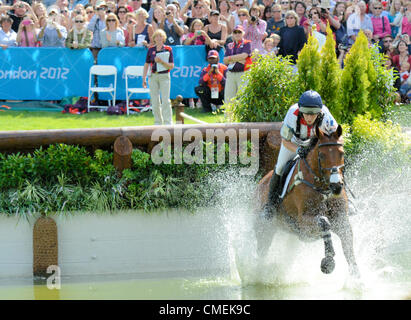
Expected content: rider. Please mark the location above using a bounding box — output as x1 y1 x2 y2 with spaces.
263 90 339 218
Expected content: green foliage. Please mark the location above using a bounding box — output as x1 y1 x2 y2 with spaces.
226 53 300 122
297 32 322 93
318 24 342 113
339 31 371 123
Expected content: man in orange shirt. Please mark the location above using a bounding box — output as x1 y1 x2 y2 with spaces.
195 50 227 112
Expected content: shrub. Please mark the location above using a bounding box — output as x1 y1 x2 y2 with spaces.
225 53 299 122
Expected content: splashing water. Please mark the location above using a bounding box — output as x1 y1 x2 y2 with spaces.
208 145 411 299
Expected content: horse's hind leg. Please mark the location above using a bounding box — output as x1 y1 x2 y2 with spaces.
316 215 336 274
332 215 360 278
254 213 276 259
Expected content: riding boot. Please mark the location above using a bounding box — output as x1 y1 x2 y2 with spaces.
260 173 282 220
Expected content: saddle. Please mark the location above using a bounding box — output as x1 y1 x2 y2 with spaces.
278 157 299 202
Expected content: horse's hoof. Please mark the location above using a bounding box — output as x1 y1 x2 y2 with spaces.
321 256 335 274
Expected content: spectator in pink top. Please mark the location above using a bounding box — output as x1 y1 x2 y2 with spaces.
243 5 267 53
370 0 391 44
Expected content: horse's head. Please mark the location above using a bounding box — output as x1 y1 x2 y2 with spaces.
312 125 345 195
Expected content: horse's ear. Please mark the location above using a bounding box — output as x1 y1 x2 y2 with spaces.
315 125 323 139
335 124 343 139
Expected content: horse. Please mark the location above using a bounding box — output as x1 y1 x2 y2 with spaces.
254 124 360 278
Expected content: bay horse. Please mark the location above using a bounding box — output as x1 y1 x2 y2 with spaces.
254 125 360 277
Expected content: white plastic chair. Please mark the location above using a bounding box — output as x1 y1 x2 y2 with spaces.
88 65 117 112
124 66 150 115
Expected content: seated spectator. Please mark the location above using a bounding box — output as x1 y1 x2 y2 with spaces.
219 0 235 34
100 13 125 47
195 49 227 112
38 7 67 47
278 10 306 64
127 8 153 47
392 39 411 69
0 15 17 49
16 15 39 47
65 14 92 49
399 60 410 97
267 4 284 36
294 1 307 27
369 0 391 46
204 10 227 52
243 5 267 53
347 1 373 45
303 6 326 36
183 18 211 45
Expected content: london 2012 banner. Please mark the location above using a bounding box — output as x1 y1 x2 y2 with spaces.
0 48 94 100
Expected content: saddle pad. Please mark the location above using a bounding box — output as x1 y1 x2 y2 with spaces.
280 162 297 199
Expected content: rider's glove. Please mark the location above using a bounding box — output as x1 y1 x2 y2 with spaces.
296 146 310 158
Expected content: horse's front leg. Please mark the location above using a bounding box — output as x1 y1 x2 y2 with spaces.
331 214 360 278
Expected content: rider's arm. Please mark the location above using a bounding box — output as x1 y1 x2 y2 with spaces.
282 138 298 153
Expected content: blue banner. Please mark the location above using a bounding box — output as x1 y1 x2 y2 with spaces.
97 45 224 100
0 48 94 100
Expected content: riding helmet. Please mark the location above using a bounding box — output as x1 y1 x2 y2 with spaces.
298 90 323 114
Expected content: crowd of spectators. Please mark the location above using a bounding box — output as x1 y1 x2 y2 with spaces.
1 0 411 103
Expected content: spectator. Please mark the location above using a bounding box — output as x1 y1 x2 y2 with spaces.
393 1 411 37
157 4 185 45
127 8 153 47
259 35 280 55
332 2 348 46
204 10 227 52
223 25 252 104
382 34 395 56
16 15 39 47
142 29 174 125
116 5 129 28
218 0 235 34
393 39 411 69
388 0 403 38
280 0 291 16
294 1 307 27
183 18 211 45
181 0 209 28
32 2 47 28
318 0 341 32
266 4 284 36
232 0 246 27
262 5 272 22
8 1 37 32
65 14 92 48
399 60 410 96
0 15 17 48
195 49 227 112
100 12 125 47
38 7 67 47
88 1 108 61
106 1 116 14
237 7 249 27
243 5 267 53
59 5 72 31
369 0 391 46
347 1 373 45
278 10 306 64
303 6 326 36
85 4 95 22
130 0 144 13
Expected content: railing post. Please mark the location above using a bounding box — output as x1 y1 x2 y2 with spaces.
113 135 133 174
173 95 185 124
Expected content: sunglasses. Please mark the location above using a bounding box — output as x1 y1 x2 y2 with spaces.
238 14 247 16
86 10 94 13
281 1 289 4
118 10 127 13
107 19 116 22
97 7 107 11
236 4 243 6
374 7 382 9
75 20 84 23
233 30 242 34
17 4 25 8
272 10 281 12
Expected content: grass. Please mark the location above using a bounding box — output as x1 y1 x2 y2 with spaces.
0 108 226 131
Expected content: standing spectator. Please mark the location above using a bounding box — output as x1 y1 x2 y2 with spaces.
303 6 326 36
157 4 185 45
116 5 129 28
388 0 403 38
0 15 17 48
237 7 249 26
32 2 47 28
280 0 291 16
59 5 72 31
399 60 410 96
16 16 39 47
393 1 411 37
181 0 209 28
232 0 246 27
347 1 373 45
223 25 252 104
332 1 348 46
370 0 391 46
278 10 306 64
392 39 411 69
38 7 68 47
130 0 144 12
318 0 341 32
9 1 37 32
85 4 95 22
266 4 284 36
204 10 227 52
106 1 116 14
294 1 307 26
243 5 267 53
219 0 235 34
88 1 108 61
100 12 125 47
127 7 153 47
65 14 92 48
142 29 174 125
183 18 211 45
195 49 227 112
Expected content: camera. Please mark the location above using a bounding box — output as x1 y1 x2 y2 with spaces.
166 11 171 15
250 15 257 22
321 8 327 14
211 64 218 68
338 43 349 51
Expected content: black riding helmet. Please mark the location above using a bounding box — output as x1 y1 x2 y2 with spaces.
298 90 323 114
